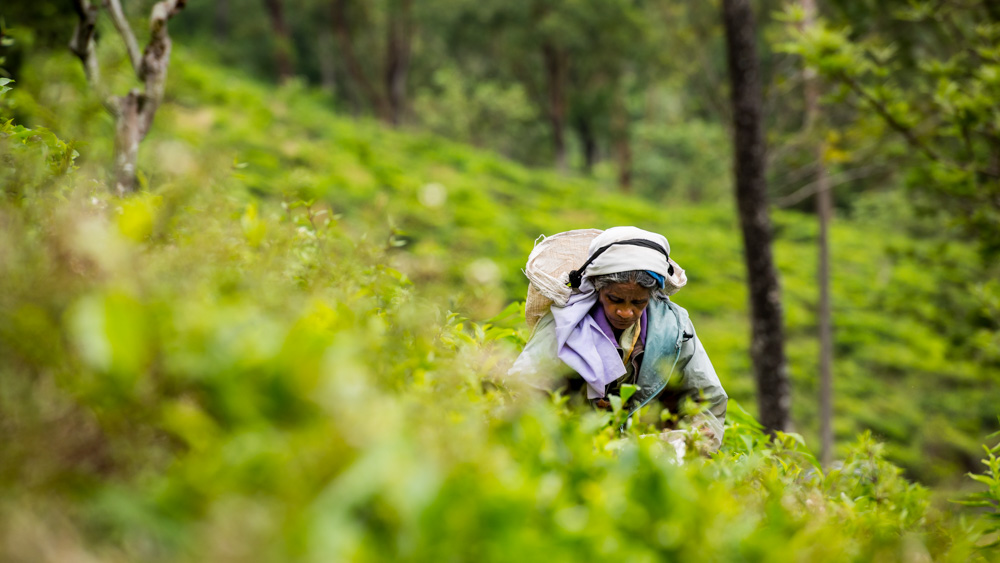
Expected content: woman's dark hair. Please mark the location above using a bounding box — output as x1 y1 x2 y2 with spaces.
590 270 667 301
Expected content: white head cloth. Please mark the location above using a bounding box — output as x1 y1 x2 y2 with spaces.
581 226 672 282
550 226 676 399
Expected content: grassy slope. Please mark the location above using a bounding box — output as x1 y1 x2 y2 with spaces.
4 47 1000 560
11 46 998 487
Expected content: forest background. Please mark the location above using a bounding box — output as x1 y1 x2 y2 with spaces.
2 0 1000 560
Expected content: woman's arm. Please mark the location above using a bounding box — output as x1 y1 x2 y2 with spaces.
672 318 728 450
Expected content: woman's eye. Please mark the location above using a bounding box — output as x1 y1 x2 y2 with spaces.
609 297 623 303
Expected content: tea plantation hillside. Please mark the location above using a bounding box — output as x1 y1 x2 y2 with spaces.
2 49 999 560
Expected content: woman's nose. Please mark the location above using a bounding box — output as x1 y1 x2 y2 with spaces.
618 307 634 318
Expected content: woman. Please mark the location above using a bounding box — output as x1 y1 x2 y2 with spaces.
510 226 727 449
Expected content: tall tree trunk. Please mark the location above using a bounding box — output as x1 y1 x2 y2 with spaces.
384 0 412 126
721 0 790 433
114 90 142 194
612 87 633 192
317 27 337 94
331 0 390 120
214 0 229 39
263 0 294 82
815 143 834 462
542 42 568 172
574 115 598 175
616 135 632 192
801 0 834 467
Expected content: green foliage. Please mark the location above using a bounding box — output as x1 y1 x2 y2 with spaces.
412 66 548 164
780 1 1000 254
10 44 996 488
775 3 1000 482
0 79 78 200
957 425 1000 549
2 46 1000 559
632 118 731 202
0 183 986 558
0 120 77 189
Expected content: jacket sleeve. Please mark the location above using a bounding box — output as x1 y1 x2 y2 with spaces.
673 317 727 448
507 312 575 391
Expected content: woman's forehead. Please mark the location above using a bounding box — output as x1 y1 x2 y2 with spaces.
602 282 651 297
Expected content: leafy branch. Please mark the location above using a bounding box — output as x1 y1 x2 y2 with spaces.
837 72 950 170
955 426 1000 550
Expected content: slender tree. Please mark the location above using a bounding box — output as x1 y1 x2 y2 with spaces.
263 0 295 82
573 114 598 174
415 0 649 178
69 0 186 196
330 0 411 125
721 0 790 432
798 0 834 466
317 27 338 94
331 0 386 118
384 0 412 125
611 86 632 191
541 41 569 172
789 0 1000 252
214 0 229 39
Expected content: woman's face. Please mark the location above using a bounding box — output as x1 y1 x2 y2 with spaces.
598 282 651 331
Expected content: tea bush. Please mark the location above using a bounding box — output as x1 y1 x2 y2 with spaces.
2 50 999 560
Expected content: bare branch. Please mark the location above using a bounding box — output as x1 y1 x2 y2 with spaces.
69 0 121 115
69 0 100 84
68 0 185 194
770 159 819 194
104 0 143 76
138 0 186 138
149 0 187 44
774 165 884 208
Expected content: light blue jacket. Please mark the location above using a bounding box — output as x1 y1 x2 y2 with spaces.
510 298 728 437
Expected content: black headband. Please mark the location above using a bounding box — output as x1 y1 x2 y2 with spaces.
567 238 673 288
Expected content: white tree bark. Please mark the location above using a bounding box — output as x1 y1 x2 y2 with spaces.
70 0 118 114
104 0 142 74
70 0 186 195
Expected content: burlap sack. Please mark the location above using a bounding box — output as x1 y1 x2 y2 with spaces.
524 229 603 330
